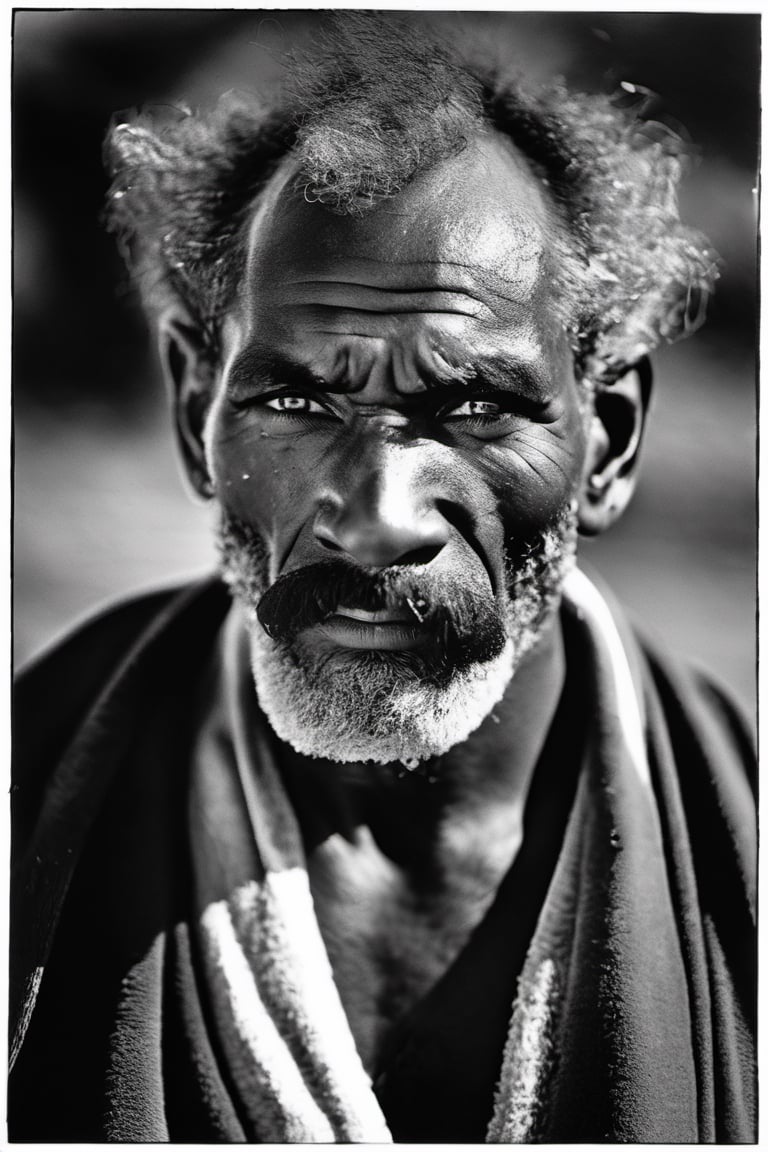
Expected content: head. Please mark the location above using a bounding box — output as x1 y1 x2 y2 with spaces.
105 14 716 766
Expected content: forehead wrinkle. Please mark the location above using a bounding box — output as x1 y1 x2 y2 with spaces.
307 338 392 394
390 339 434 394
414 335 477 388
287 256 547 318
398 256 549 308
242 134 568 328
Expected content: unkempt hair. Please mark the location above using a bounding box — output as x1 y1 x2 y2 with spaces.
105 12 718 377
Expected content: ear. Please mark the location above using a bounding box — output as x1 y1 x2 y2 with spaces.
578 358 653 536
158 310 217 501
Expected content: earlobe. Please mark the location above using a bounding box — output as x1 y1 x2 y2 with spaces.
158 311 216 502
578 358 653 536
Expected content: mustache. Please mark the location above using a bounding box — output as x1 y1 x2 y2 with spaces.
255 558 507 664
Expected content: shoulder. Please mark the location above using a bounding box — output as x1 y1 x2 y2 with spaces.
14 576 228 728
13 576 231 843
621 598 756 925
17 584 185 694
563 565 755 900
636 624 756 897
632 622 756 809
564 564 754 779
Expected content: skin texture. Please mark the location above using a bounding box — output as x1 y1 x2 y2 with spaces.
163 129 649 1069
206 133 588 570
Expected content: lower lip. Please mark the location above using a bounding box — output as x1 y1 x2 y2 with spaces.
313 615 424 650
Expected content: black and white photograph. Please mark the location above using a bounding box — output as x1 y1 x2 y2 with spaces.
10 8 758 1143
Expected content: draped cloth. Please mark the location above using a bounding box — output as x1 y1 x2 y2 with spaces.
9 570 756 1142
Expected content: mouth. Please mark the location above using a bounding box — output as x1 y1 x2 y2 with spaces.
311 602 424 650
253 557 507 668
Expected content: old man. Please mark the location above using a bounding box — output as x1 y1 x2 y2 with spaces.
10 14 755 1143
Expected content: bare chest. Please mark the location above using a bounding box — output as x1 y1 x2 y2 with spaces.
306 826 514 1072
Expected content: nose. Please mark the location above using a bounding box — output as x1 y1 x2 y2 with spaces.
313 446 450 568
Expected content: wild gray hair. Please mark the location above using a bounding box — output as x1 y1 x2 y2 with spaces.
105 12 717 381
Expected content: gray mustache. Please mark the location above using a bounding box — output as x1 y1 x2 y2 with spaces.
255 559 507 665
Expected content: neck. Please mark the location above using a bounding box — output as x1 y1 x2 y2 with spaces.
275 616 566 876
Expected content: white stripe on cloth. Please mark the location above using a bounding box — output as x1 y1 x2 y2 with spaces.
562 567 650 790
192 605 392 1143
227 869 393 1142
487 957 559 1143
199 895 337 1142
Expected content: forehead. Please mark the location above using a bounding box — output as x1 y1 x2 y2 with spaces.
255 132 555 282
225 130 572 384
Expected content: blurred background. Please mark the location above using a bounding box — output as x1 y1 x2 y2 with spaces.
13 10 758 711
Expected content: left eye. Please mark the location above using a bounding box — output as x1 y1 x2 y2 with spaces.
442 398 503 419
264 394 329 415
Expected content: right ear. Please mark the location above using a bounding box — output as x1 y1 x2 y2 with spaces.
158 310 216 501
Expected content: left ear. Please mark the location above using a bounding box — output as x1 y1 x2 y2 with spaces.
158 308 218 502
578 357 653 536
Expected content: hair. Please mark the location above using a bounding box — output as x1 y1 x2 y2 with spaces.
105 12 718 379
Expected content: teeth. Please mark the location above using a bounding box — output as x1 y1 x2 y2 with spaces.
335 605 412 624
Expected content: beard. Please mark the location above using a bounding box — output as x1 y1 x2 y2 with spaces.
216 505 578 766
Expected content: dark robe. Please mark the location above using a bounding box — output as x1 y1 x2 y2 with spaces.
9 575 756 1142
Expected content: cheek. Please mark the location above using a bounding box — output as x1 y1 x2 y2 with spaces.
476 411 587 530
207 409 316 541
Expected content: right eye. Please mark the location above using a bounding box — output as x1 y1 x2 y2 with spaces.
441 398 504 419
263 394 330 415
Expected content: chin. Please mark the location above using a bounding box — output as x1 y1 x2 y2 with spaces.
247 624 519 765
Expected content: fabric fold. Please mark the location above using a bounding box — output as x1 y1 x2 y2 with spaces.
9 570 756 1142
189 607 393 1142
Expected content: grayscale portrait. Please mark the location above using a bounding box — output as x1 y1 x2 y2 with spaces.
11 10 757 1143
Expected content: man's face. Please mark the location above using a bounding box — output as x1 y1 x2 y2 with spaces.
200 132 590 765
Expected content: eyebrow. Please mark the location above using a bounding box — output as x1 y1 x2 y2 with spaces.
425 354 551 404
227 346 550 404
227 349 329 395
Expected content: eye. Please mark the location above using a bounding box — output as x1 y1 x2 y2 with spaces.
264 394 330 415
437 394 529 440
443 398 503 419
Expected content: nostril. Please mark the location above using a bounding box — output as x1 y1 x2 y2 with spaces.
313 501 449 568
397 544 444 567
317 535 342 552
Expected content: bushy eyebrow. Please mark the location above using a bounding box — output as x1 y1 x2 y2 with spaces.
227 349 329 394
227 346 550 404
423 354 550 404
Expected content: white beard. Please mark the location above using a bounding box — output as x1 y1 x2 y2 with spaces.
247 621 519 765
217 507 578 766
